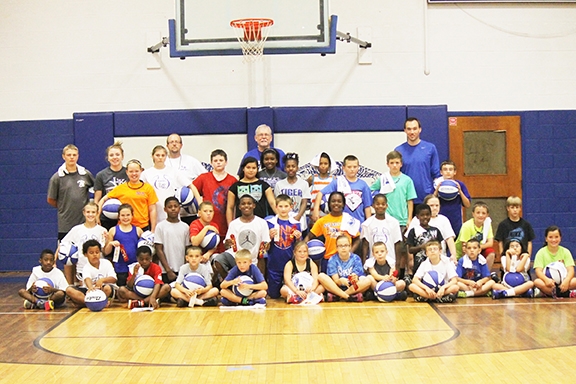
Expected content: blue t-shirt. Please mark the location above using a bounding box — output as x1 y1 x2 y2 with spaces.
321 177 372 222
395 140 441 204
266 216 301 273
456 257 490 282
439 179 470 235
225 264 265 284
327 253 365 278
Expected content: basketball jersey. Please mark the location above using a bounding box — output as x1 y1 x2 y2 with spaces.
291 258 312 277
113 225 139 273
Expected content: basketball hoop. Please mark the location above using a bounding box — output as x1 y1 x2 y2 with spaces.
230 18 274 61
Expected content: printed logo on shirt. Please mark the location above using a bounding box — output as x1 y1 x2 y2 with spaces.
345 191 362 211
238 184 263 202
77 180 86 188
153 175 171 190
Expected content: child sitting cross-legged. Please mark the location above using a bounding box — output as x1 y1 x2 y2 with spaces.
456 238 495 298
171 246 219 307
220 249 268 306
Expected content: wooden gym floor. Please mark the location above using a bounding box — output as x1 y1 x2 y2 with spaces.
1 272 576 383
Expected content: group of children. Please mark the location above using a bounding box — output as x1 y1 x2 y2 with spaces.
23 147 576 309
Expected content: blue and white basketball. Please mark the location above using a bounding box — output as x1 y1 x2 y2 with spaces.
58 241 79 265
133 275 155 297
307 239 326 261
503 272 524 288
319 194 330 214
200 230 220 251
375 280 397 302
138 230 155 254
422 270 440 291
34 278 54 299
292 272 314 291
102 198 122 220
183 272 207 291
437 180 459 201
176 186 198 209
85 289 108 312
232 275 254 297
544 261 567 285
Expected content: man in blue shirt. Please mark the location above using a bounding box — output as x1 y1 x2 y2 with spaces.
395 118 441 205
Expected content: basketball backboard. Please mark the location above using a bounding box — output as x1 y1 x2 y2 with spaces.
169 0 337 57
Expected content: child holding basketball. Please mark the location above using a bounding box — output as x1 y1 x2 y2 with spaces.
280 241 325 304
171 246 219 307
306 191 361 273
317 235 374 302
59 201 108 285
19 249 69 310
491 238 534 299
190 201 220 266
409 241 459 303
104 203 143 286
455 239 495 297
155 196 191 283
532 226 576 298
366 242 407 301
274 153 311 233
312 155 372 223
433 160 470 235
213 195 271 281
220 249 268 306
66 240 117 307
266 194 302 299
117 246 171 309
455 201 496 274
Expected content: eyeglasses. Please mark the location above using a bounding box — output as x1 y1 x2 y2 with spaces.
337 243 351 248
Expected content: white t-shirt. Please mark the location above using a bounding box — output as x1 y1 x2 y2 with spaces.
81 259 117 287
407 214 455 256
26 266 69 291
176 263 212 286
141 166 189 222
414 257 457 285
274 177 312 231
361 214 402 268
61 223 108 276
154 219 191 273
226 216 271 264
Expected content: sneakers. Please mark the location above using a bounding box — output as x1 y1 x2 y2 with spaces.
437 293 456 303
570 290 576 299
203 297 218 307
522 288 534 298
414 295 428 302
347 293 363 302
325 292 339 302
533 288 543 298
395 291 408 301
363 290 376 302
287 294 302 304
555 287 570 298
486 290 493 298
35 299 54 310
23 299 35 309
490 272 501 283
176 298 187 307
492 290 508 300
127 299 145 309
457 291 467 298
249 298 266 306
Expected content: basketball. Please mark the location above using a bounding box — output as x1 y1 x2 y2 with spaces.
319 193 330 214
544 261 567 285
176 186 198 209
503 272 524 287
307 239 326 261
85 289 108 312
422 270 440 291
183 272 207 291
292 272 314 291
201 230 220 251
102 198 122 220
133 275 155 297
58 241 79 266
375 281 397 302
138 230 155 253
437 180 459 201
232 275 254 297
34 278 54 299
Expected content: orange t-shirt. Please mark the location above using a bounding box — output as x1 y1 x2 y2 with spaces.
107 182 158 229
310 214 359 259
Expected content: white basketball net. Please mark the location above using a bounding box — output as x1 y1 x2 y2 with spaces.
230 18 274 62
